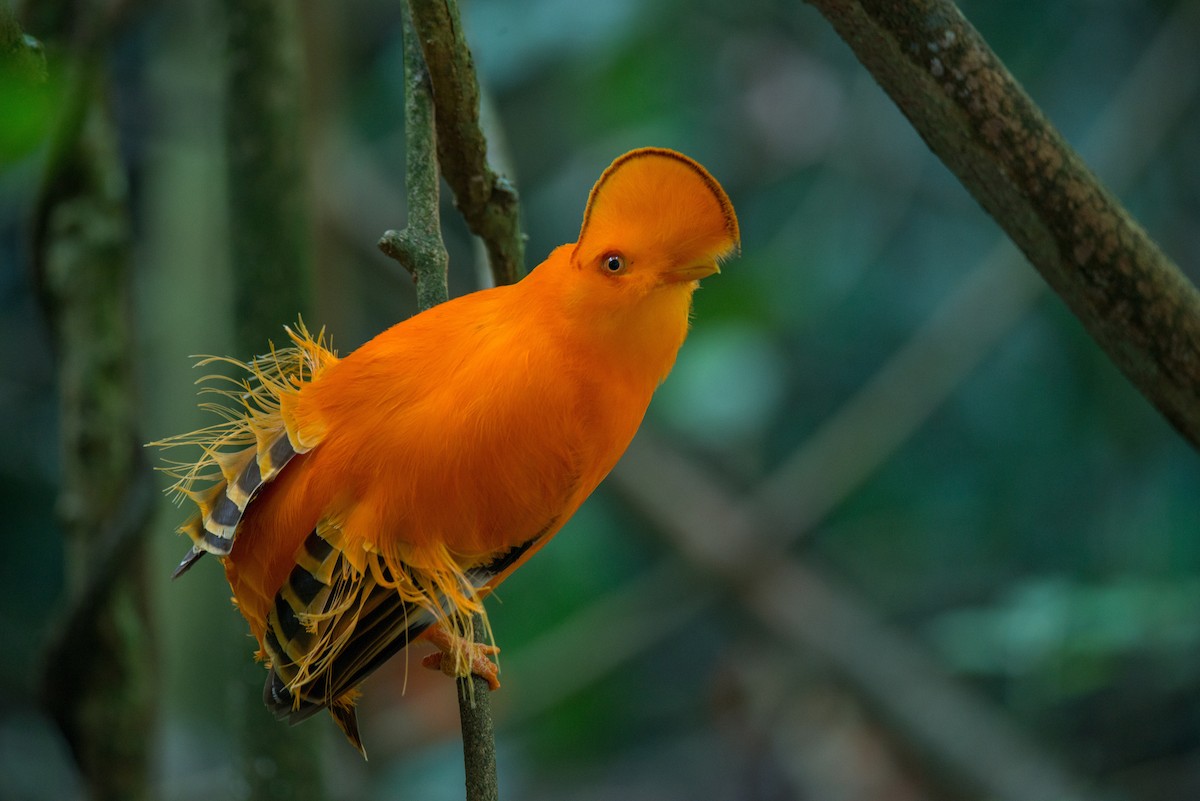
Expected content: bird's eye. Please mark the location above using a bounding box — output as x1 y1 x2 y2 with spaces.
602 253 626 274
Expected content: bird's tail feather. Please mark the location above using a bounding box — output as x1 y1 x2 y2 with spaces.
259 526 544 754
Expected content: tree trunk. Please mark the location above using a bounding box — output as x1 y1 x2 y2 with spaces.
221 0 323 797
33 29 156 801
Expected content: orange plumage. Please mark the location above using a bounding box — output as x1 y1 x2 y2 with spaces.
152 148 739 755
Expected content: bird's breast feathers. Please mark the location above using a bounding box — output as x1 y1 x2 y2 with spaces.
282 290 653 560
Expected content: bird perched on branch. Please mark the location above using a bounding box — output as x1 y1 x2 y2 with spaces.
152 147 739 756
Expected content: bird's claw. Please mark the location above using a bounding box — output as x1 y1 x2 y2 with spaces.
421 626 501 690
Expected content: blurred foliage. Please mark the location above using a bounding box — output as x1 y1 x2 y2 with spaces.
2 0 1199 799
0 67 57 166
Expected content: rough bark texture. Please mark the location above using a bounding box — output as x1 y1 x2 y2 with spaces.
378 1 450 311
806 0 1200 448
407 0 525 286
457 641 500 801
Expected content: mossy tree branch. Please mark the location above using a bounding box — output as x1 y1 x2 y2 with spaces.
406 0 524 286
456 634 501 801
27 5 155 798
805 0 1200 449
378 2 449 310
381 6 499 801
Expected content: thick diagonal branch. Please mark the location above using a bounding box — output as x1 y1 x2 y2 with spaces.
806 0 1200 449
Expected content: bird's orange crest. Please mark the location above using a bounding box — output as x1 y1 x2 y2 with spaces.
575 147 740 271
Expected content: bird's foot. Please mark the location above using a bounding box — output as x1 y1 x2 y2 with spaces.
421 623 501 690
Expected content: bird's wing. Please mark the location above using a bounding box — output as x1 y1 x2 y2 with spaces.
168 431 300 576
262 521 543 753
151 322 338 577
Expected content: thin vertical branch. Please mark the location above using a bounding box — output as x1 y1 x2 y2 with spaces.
457 630 500 801
380 7 497 800
406 0 524 286
378 2 449 309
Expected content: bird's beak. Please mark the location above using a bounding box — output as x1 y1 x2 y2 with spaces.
665 262 721 284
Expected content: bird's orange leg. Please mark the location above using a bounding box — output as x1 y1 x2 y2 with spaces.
420 623 501 690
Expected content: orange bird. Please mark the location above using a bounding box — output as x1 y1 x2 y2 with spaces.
153 148 739 755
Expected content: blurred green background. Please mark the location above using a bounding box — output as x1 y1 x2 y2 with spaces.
2 0 1199 799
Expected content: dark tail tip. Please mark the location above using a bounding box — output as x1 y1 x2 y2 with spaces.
263 668 294 718
329 700 367 760
263 670 368 758
171 546 205 579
